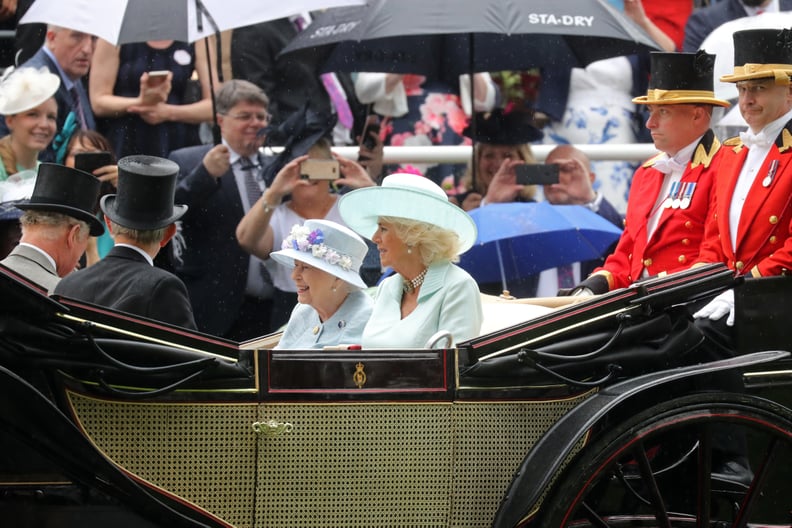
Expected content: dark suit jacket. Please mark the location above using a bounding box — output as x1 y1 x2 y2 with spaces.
0 47 95 162
54 246 196 330
580 196 623 279
230 18 331 123
168 145 254 336
683 0 792 52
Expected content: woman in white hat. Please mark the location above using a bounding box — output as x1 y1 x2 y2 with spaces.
0 67 61 182
271 219 374 349
339 173 483 348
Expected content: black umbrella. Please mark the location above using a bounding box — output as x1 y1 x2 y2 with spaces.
281 0 661 184
280 0 661 77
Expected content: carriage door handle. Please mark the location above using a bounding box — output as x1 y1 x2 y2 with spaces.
252 420 293 437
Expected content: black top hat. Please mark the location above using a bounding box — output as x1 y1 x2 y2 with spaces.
260 104 337 184
16 163 104 236
463 109 543 145
720 28 792 84
100 155 187 231
633 51 729 107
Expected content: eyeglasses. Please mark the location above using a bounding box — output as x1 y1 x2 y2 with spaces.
223 111 272 123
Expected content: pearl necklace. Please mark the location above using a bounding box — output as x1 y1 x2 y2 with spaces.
402 268 428 294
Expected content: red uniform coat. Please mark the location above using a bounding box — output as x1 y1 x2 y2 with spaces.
593 130 722 290
696 123 792 277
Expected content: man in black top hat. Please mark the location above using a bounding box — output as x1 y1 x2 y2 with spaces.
55 155 197 330
1 163 103 293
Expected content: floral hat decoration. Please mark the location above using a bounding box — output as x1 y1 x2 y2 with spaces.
270 219 369 289
0 66 60 116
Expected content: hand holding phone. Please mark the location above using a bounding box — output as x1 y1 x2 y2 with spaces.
360 115 380 151
146 70 170 86
141 70 171 105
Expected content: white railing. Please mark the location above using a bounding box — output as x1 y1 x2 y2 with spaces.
317 143 659 163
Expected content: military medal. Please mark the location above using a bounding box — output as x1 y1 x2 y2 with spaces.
763 159 779 188
680 182 695 209
662 181 678 209
671 182 682 209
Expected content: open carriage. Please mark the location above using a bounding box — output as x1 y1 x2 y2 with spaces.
1 263 791 528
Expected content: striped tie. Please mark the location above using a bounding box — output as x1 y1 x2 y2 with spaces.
70 86 87 129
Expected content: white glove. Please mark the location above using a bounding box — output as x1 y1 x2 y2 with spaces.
693 289 735 326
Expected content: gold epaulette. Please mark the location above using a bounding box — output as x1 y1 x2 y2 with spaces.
642 152 665 169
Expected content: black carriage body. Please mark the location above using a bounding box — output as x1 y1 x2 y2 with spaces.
1 263 791 528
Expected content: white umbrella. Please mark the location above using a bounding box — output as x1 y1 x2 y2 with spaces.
20 0 366 45
20 0 366 143
700 11 792 102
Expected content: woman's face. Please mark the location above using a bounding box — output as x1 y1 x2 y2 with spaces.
291 261 338 308
478 144 520 187
371 220 409 269
64 137 103 168
6 98 57 152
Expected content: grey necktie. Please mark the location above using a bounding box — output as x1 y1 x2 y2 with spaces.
70 85 87 129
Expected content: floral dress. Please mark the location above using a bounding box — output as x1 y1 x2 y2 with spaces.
356 73 497 186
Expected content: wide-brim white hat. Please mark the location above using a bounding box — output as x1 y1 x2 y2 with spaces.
0 67 60 115
339 173 477 255
270 219 368 289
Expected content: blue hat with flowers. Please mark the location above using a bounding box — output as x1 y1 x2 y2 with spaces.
270 219 368 289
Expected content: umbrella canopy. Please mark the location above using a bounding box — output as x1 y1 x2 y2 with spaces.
458 202 622 287
20 0 367 45
280 0 662 77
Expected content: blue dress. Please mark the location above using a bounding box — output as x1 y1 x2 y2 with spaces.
97 41 201 159
275 290 373 350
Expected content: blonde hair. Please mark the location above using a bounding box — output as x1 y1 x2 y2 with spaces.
460 142 537 200
380 216 461 265
0 135 18 177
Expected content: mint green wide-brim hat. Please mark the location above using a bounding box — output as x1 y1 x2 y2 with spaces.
338 173 477 255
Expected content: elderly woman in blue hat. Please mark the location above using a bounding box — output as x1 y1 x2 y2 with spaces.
340 173 482 348
270 219 373 349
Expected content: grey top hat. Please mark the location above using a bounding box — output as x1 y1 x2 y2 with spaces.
16 163 104 236
100 155 187 231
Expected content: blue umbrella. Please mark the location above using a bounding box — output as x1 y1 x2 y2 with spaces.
458 202 622 289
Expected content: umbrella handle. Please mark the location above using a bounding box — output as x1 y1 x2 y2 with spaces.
495 239 508 293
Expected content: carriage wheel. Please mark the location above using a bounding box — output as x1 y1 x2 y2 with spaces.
538 393 792 528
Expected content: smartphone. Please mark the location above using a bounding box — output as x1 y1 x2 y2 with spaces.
300 159 339 181
147 70 170 86
74 151 113 175
74 151 115 197
515 163 560 186
360 115 380 151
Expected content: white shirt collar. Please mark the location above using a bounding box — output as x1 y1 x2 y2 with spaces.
750 106 792 144
41 46 76 89
18 242 57 271
115 243 154 266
